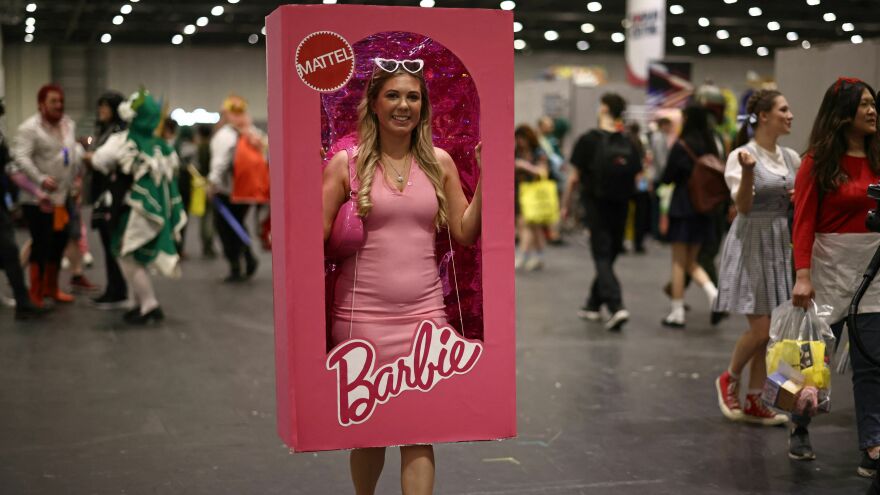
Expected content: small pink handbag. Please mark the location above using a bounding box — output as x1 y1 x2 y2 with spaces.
325 148 365 259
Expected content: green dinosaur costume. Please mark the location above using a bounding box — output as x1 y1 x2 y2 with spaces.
110 90 186 277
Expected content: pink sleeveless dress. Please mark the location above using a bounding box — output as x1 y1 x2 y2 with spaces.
330 156 447 365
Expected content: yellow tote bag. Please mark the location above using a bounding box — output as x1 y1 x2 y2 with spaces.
519 178 559 225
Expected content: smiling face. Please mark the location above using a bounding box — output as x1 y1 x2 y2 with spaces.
851 87 878 137
760 95 793 137
370 73 423 139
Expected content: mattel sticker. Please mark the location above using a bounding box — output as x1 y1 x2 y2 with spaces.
295 31 355 92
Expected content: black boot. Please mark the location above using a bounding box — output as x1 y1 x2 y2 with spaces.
14 299 51 320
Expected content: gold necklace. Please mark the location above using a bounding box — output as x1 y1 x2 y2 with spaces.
381 152 410 183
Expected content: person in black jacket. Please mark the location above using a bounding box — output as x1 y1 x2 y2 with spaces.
659 105 720 328
562 93 642 331
0 98 49 320
88 91 129 308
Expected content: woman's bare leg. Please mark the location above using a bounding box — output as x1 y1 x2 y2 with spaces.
400 445 434 495
350 447 386 495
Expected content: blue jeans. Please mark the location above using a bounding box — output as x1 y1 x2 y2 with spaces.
794 313 880 451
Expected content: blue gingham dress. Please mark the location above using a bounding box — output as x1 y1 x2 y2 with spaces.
713 145 796 315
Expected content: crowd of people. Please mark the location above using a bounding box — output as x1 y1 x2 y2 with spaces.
513 78 880 488
0 85 270 323
3 71 880 493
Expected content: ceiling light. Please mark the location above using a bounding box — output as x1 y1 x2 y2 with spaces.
767 21 780 31
322 0 337 3
698 44 711 54
500 1 515 10
120 4 132 14
100 33 112 44
749 7 762 16
261 26 266 35
842 23 854 32
228 0 240 3
823 12 836 22
669 4 684 15
802 40 811 49
740 36 753 47
698 17 710 27
577 40 590 51
113 15 123 25
716 29 729 40
672 36 686 47
248 34 259 44
130 0 139 2
196 16 208 26
25 3 36 12
25 25 35 33
806 0 820 5
852 34 864 44
786 31 799 41
581 22 595 34
544 30 559 41
723 0 736 3
587 2 602 12
419 0 435 6
211 6 224 16
514 39 526 50
184 24 196 35
25 17 35 26
513 21 523 32
611 32 625 43
172 34 183 45
757 46 769 56
24 34 34 42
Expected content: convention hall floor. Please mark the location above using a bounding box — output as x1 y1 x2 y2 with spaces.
0 226 874 494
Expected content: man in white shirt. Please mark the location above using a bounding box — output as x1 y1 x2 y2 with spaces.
10 84 83 305
207 96 259 282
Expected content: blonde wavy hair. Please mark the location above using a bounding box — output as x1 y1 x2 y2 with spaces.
355 65 448 228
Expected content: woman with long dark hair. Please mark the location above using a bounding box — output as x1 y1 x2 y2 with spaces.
791 78 880 470
713 89 798 426
322 58 481 495
659 105 720 328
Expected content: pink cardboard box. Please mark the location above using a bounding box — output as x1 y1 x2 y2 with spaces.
266 4 516 452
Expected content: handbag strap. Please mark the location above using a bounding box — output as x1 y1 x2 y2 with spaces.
345 147 359 197
677 139 700 163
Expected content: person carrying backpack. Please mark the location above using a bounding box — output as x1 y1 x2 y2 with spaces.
563 93 642 331
207 95 269 282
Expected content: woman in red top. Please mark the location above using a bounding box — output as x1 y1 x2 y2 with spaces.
792 77 880 473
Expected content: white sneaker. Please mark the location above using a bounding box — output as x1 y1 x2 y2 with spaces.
524 257 544 271
514 255 526 270
577 308 602 321
605 309 630 331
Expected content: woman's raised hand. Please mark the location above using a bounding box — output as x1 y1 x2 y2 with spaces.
738 150 757 170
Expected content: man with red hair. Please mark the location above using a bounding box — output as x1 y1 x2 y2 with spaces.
10 84 83 305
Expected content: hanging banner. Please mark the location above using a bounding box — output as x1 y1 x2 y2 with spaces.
647 61 693 110
625 0 666 87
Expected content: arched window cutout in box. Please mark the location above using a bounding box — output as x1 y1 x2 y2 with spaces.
321 31 484 355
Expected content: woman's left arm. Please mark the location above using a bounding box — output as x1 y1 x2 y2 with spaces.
439 144 482 247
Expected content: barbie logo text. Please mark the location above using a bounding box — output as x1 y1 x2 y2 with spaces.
326 320 483 426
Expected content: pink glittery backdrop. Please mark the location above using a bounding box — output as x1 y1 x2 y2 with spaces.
322 31 483 341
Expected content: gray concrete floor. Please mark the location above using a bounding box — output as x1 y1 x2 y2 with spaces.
0 223 874 494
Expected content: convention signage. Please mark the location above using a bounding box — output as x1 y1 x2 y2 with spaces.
626 0 667 87
266 4 516 452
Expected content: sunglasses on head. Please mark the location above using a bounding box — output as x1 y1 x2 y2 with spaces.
374 58 424 74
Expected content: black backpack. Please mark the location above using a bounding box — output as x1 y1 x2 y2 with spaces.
586 130 641 201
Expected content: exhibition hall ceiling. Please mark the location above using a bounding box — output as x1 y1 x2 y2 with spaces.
1 0 878 57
